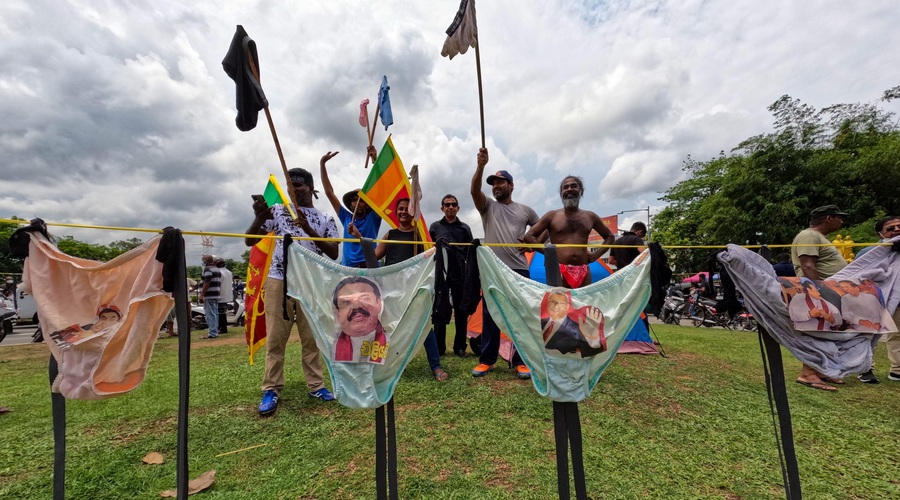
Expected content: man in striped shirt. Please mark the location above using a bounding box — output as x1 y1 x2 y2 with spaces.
199 254 222 338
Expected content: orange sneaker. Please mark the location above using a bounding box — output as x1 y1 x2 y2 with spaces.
516 365 532 380
471 363 495 377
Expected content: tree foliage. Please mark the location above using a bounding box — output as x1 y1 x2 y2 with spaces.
654 90 900 272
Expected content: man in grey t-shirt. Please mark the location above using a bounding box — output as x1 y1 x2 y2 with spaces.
470 147 539 379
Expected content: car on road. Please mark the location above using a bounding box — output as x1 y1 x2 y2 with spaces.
13 285 38 324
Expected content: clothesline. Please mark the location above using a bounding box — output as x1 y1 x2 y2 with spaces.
1 218 889 250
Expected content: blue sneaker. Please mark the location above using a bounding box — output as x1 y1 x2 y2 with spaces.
258 390 279 416
309 388 335 402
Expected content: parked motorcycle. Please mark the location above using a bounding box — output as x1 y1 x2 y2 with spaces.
191 300 245 331
660 289 686 325
0 295 16 344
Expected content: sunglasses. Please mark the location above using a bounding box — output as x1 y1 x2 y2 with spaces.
883 225 900 233
443 202 458 208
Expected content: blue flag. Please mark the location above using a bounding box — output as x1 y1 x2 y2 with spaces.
378 75 393 131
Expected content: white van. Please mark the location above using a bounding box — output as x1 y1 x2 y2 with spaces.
14 285 38 324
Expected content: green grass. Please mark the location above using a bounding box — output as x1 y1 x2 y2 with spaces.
2 324 900 499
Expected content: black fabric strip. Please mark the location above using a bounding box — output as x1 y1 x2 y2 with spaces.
566 402 588 500
387 398 398 500
172 230 190 500
759 326 802 500
375 406 387 500
552 401 570 499
50 355 65 500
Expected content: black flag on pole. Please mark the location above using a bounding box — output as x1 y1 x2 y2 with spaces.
222 25 268 131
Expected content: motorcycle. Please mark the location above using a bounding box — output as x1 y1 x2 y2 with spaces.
688 296 734 329
660 288 686 325
191 300 245 331
0 295 16 344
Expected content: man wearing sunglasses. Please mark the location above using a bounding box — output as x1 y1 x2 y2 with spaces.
429 194 474 357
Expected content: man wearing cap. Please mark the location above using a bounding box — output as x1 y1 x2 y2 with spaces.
319 150 383 267
470 147 540 379
790 204 849 391
791 205 848 280
246 166 340 415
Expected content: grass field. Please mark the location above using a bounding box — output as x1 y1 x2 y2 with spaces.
1 324 899 499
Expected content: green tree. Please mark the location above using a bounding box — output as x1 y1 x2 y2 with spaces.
56 236 115 261
654 89 900 273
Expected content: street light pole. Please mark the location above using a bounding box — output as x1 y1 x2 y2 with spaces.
616 206 651 240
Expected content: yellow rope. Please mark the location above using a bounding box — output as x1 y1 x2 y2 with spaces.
1 218 888 250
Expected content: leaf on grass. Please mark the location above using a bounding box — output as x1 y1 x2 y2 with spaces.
159 470 216 497
142 452 165 465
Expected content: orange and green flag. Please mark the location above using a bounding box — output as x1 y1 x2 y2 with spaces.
358 136 432 244
244 175 292 364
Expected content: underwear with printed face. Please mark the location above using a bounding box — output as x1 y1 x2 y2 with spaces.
477 247 651 402
22 233 173 400
285 243 435 409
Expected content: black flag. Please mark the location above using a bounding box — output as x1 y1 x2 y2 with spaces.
222 25 268 131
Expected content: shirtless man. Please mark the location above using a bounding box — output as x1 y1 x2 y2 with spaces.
523 176 615 288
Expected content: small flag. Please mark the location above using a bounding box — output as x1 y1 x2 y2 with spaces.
378 76 393 131
358 137 431 243
222 25 268 131
441 0 478 60
359 98 370 128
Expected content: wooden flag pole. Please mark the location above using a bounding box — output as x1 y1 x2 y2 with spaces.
364 111 373 169
474 41 486 148
244 48 300 217
365 101 381 169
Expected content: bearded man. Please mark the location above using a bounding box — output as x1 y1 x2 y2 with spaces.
523 176 615 288
332 277 389 364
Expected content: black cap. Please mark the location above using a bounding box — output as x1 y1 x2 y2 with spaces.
486 170 514 185
810 205 848 218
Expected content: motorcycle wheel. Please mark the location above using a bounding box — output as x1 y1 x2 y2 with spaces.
0 320 10 344
744 317 758 331
31 326 44 343
691 309 706 328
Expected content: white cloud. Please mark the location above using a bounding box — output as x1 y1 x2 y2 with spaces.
1 0 898 263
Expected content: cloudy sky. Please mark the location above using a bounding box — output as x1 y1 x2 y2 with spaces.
2 0 898 264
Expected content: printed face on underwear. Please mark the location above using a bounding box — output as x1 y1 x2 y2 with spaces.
838 281 860 297
547 293 569 321
334 279 383 337
90 309 122 333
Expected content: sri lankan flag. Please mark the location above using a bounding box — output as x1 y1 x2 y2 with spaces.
358 136 432 244
244 175 292 364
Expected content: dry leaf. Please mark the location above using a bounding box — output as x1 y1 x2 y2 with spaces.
142 452 165 465
160 469 216 497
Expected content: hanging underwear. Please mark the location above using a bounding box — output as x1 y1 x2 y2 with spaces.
718 242 900 378
21 233 173 400
477 246 651 402
559 264 588 288
285 243 435 409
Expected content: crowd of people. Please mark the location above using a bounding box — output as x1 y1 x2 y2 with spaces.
241 147 625 416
